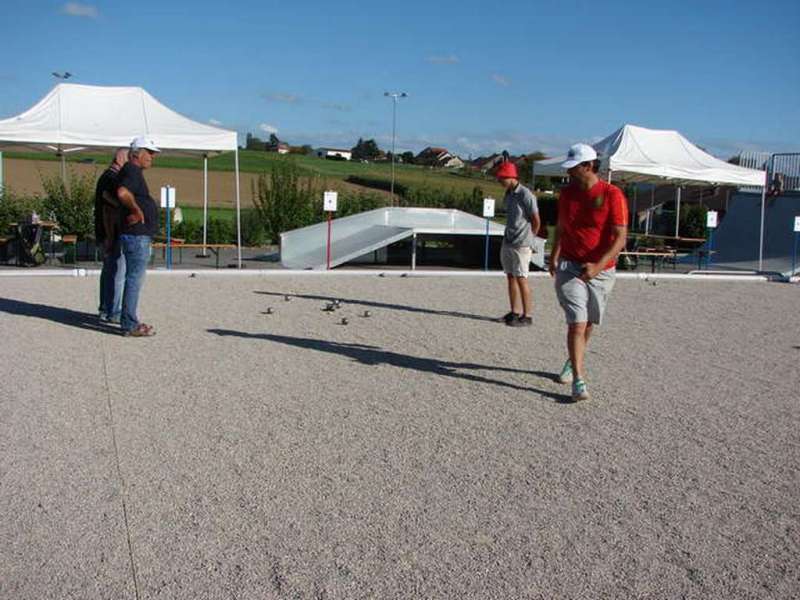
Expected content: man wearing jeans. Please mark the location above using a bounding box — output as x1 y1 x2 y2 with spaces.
497 161 540 327
549 143 628 401
116 136 160 337
96 148 128 323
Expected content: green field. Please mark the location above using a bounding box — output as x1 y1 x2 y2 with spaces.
5 149 506 198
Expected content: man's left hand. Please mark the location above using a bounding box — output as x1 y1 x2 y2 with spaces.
580 262 602 281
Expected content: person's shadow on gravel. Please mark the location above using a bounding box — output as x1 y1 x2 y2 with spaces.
254 291 498 323
0 297 118 334
208 328 573 403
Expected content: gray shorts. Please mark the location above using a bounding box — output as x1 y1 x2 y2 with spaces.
555 260 616 325
501 243 532 278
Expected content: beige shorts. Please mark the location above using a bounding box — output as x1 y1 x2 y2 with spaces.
555 260 616 325
501 243 532 278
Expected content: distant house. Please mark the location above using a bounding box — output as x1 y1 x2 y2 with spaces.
415 146 464 169
315 147 352 161
267 142 290 154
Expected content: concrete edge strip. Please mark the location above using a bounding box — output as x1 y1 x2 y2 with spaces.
0 268 779 282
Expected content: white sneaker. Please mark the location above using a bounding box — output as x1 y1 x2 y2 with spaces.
557 359 573 384
572 378 590 401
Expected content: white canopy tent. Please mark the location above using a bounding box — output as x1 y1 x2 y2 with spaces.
0 83 242 266
533 124 768 269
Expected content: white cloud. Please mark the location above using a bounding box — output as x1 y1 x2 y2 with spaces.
61 2 98 18
491 73 511 87
208 118 223 126
259 123 279 135
426 54 459 65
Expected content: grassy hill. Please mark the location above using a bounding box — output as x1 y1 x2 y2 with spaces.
4 149 506 198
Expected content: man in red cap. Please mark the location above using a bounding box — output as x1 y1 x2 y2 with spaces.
549 143 628 401
496 160 540 327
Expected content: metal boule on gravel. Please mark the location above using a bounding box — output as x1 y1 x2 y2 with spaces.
341 317 348 325
363 310 371 318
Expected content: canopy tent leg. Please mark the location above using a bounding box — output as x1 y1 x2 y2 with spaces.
235 148 242 268
633 185 638 231
758 166 768 272
201 153 208 257
674 186 681 238
646 186 655 235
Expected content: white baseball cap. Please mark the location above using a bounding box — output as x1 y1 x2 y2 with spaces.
130 136 161 153
561 143 597 169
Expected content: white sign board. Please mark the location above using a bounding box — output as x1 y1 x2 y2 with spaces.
706 210 718 228
160 186 176 208
323 190 338 212
483 198 495 218
794 216 800 233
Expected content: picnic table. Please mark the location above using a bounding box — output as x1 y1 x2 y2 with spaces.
619 248 677 273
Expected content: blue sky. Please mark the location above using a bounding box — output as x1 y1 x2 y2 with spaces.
0 0 797 159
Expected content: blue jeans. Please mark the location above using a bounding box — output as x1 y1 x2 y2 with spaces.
99 239 126 320
120 235 151 332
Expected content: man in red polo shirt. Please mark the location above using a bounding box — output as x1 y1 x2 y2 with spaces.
549 143 628 401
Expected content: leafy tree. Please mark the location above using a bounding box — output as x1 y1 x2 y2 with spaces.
400 151 415 164
245 133 266 151
268 133 281 147
351 138 381 160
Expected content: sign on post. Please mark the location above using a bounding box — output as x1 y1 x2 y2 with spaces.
160 186 176 208
706 210 718 229
794 216 800 232
324 190 338 212
323 191 338 269
160 186 177 269
483 198 496 270
483 198 495 218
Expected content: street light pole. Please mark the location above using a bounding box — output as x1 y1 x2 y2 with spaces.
384 91 407 206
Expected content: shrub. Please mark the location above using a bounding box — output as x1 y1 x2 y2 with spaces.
252 160 318 243
0 188 44 226
680 204 708 239
40 169 97 239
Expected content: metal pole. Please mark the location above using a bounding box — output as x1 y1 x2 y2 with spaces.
390 96 397 205
166 186 172 270
674 186 681 238
633 185 638 231
326 212 332 270
484 218 490 271
411 232 417 270
0 151 4 193
235 148 242 268
793 230 798 276
202 153 208 256
758 158 771 272
647 185 655 235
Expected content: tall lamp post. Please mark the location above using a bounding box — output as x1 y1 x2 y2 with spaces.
384 91 407 205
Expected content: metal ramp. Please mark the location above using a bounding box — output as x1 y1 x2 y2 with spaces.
280 207 515 270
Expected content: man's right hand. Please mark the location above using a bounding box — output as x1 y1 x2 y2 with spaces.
125 208 144 226
548 257 558 277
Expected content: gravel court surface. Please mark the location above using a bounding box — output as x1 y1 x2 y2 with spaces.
0 275 798 599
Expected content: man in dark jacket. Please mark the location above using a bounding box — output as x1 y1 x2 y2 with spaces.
95 148 128 322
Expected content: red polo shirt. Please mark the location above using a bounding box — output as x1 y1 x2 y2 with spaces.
558 180 628 269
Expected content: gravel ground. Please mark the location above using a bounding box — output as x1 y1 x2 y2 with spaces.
1 274 798 599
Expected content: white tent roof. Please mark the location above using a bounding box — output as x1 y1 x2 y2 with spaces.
533 124 765 187
0 83 237 152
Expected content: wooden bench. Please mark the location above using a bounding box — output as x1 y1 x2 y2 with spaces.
151 241 236 269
